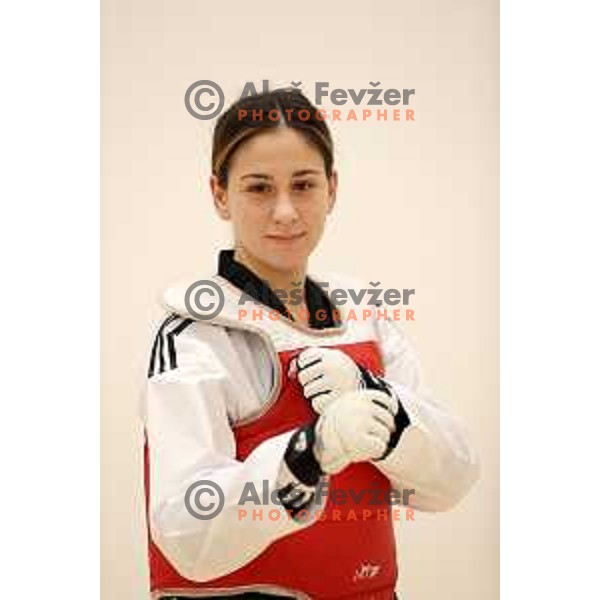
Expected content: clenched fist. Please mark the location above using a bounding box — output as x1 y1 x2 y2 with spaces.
313 389 399 474
291 347 362 413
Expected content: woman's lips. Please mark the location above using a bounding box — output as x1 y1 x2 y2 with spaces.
265 232 307 242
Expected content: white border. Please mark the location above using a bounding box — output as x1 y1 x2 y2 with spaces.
502 0 600 597
2 0 599 598
1 2 99 598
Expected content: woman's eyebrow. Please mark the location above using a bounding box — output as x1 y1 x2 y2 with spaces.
240 169 324 180
292 169 323 177
240 173 272 180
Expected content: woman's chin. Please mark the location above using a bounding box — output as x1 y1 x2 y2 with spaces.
242 238 315 277
255 251 308 276
262 237 315 270
267 257 307 276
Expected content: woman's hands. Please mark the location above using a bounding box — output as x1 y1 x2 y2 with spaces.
313 389 399 474
291 347 402 474
290 347 363 413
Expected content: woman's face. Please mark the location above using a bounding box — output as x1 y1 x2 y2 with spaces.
211 127 337 276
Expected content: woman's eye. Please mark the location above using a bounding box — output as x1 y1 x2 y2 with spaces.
292 180 315 192
247 183 271 193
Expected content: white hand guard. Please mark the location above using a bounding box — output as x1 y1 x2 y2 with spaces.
313 390 399 474
292 347 363 414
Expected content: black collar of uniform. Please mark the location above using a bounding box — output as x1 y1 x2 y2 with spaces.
217 249 340 329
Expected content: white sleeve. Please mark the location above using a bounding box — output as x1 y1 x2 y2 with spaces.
371 314 481 512
144 317 320 583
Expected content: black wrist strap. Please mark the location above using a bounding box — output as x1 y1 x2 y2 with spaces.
283 423 323 487
359 365 392 395
359 366 411 459
380 399 411 459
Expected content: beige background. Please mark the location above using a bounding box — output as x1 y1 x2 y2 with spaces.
101 0 498 598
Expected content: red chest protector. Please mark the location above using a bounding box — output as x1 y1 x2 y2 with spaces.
145 286 399 599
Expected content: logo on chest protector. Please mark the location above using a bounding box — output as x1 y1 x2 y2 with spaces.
353 562 382 582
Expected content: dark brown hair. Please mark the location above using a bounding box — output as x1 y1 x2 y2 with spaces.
211 89 334 187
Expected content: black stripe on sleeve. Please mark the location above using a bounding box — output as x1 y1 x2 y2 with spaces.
165 318 194 371
147 314 178 378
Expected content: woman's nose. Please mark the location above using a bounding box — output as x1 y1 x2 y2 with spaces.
272 192 299 224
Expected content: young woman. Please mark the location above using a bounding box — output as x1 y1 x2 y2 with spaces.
143 89 479 600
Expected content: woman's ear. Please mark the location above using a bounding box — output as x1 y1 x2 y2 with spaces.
210 174 231 220
326 170 339 214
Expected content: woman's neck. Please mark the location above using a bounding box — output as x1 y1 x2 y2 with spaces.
233 246 308 317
